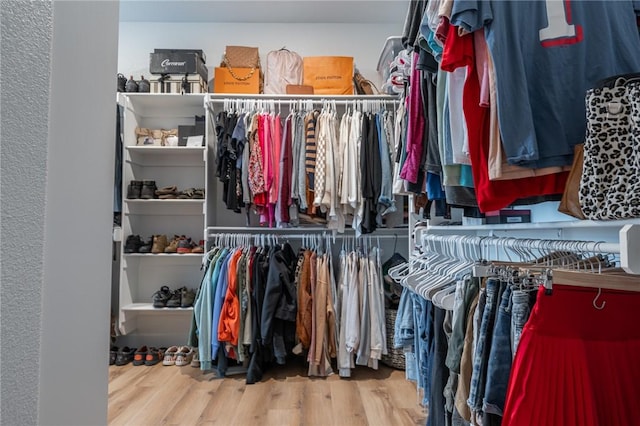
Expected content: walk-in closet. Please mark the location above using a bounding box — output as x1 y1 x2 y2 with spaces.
4 1 640 425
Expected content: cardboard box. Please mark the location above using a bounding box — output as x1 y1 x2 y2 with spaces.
485 209 531 225
213 67 260 94
149 51 208 82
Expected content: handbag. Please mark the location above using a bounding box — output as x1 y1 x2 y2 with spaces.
221 45 260 81
353 71 379 95
558 143 586 219
579 74 640 220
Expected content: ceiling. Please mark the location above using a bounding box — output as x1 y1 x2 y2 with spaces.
119 0 410 23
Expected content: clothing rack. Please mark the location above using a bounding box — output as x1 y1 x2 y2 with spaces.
415 224 640 274
205 93 401 113
205 226 408 241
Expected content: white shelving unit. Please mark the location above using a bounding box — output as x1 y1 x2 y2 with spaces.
117 93 208 347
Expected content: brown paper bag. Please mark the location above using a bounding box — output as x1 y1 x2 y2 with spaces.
303 56 354 95
558 143 586 219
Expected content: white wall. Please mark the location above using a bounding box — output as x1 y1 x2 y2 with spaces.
1 1 119 425
118 21 401 87
1 2 53 423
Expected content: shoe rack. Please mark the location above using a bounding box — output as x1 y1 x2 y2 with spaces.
117 93 207 348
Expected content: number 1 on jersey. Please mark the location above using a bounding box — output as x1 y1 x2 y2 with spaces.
539 0 584 47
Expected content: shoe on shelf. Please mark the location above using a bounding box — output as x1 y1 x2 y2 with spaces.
165 288 182 308
115 346 136 366
151 234 169 254
133 346 148 366
177 188 196 199
163 346 179 366
138 236 153 253
164 235 181 254
126 180 142 199
140 180 157 199
191 240 205 254
177 237 195 254
190 350 200 368
124 235 143 253
175 346 195 367
145 347 167 366
193 188 205 199
152 285 172 308
181 287 196 308
155 185 178 199
110 346 118 365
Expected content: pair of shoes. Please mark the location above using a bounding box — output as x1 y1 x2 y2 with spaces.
140 180 157 199
163 346 179 365
164 235 182 253
145 347 167 366
138 236 153 253
152 286 172 308
181 287 196 308
155 185 179 199
191 240 205 254
165 235 200 254
110 346 118 365
191 350 200 368
175 346 196 366
177 237 197 254
177 188 205 199
115 346 136 366
124 235 144 253
133 346 149 366
156 286 196 308
127 180 142 199
151 234 169 254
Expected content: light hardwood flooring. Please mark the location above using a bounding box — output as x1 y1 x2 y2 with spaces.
108 357 427 425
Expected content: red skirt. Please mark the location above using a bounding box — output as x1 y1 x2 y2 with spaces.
503 284 640 426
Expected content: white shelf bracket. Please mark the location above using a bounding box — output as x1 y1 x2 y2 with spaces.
620 224 640 274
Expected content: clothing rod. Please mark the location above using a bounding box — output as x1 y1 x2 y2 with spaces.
206 94 399 102
206 226 408 235
207 232 406 241
420 233 620 254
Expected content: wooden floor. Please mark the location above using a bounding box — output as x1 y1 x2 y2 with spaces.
108 357 427 425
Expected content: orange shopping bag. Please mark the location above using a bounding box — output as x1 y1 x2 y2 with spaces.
303 56 354 95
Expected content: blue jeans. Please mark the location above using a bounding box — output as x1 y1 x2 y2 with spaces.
511 288 537 356
483 285 513 416
467 279 502 412
414 294 431 406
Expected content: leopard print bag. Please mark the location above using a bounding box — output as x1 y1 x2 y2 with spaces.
579 75 640 220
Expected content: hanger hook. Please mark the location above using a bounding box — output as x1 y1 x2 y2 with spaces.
593 287 606 310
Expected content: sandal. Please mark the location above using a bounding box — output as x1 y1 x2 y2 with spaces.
152 285 171 308
192 188 205 199
177 188 195 199
155 185 178 196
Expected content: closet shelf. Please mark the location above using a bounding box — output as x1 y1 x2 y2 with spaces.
124 199 205 216
121 303 194 313
126 146 206 155
126 146 206 166
117 92 207 115
124 253 202 257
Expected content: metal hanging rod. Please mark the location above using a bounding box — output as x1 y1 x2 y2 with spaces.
206 226 408 238
417 224 640 274
206 94 399 102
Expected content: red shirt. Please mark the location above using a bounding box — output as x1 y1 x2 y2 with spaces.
440 25 568 212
